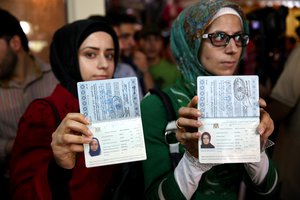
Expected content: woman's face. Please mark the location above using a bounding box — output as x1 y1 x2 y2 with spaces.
78 31 115 81
199 14 243 76
202 135 210 145
90 139 99 151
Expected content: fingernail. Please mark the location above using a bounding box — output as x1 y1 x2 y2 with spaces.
84 137 92 144
258 128 264 135
87 129 93 136
85 117 90 124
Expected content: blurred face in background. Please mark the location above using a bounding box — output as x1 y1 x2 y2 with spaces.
142 34 163 62
113 26 124 53
119 23 136 58
0 37 17 80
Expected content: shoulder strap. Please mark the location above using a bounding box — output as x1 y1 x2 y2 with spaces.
149 88 176 121
149 88 182 169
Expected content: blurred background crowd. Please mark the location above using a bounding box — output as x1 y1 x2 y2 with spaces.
1 0 300 98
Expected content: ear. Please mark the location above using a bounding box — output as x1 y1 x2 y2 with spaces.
9 35 23 52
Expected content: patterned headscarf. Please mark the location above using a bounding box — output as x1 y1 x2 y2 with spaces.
170 0 249 85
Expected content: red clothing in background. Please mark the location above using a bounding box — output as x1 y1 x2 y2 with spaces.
10 84 120 200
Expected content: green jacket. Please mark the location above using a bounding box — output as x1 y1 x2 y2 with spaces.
149 59 180 90
141 79 279 200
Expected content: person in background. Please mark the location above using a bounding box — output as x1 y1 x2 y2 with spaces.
141 0 278 199
0 8 58 199
139 24 180 89
161 0 183 30
89 13 153 100
10 19 122 200
267 44 300 200
117 12 154 96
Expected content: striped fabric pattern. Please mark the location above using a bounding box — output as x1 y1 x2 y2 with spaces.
0 59 58 159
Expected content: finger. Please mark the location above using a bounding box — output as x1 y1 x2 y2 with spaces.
58 131 93 146
176 131 200 145
178 107 201 120
258 109 274 140
187 96 198 108
69 143 85 152
61 114 92 137
177 117 201 130
259 98 267 108
178 96 201 119
64 113 91 126
180 132 200 142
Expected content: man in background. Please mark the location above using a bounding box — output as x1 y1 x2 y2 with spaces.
115 12 154 96
267 43 300 200
139 24 180 89
0 8 58 198
89 13 154 100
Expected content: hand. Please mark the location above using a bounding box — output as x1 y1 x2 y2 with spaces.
51 113 93 169
175 96 202 158
258 98 274 150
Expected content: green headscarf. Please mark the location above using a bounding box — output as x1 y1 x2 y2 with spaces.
170 0 249 85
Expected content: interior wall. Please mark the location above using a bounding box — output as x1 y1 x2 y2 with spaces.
67 0 105 23
0 0 106 62
0 0 66 62
287 8 300 38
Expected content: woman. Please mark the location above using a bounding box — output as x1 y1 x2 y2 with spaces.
200 132 215 149
89 137 101 157
10 19 121 199
141 0 278 199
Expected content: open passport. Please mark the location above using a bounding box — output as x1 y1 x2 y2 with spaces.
77 77 146 168
197 75 260 163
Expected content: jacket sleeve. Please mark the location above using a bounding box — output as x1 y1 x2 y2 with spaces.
10 100 60 200
243 152 279 197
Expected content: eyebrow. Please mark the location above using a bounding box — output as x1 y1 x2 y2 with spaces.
119 33 131 38
79 47 115 52
213 30 244 34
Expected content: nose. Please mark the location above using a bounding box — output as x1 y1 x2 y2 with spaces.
225 38 238 54
97 55 108 68
119 40 124 50
129 36 136 47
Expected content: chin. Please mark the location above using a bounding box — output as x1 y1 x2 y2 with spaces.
215 72 234 76
220 69 236 76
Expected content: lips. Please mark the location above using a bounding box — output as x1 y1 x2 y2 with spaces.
92 75 109 80
221 61 237 68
